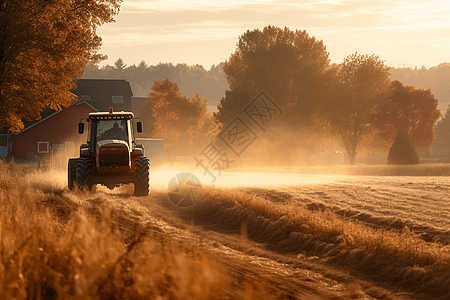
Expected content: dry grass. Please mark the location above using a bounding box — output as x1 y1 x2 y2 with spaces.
2 159 450 299
0 160 243 300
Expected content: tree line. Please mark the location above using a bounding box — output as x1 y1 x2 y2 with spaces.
84 59 450 116
82 28 448 163
1 6 445 164
212 26 440 164
83 61 228 107
390 64 450 112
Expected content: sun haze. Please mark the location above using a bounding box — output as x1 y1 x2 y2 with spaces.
97 0 450 68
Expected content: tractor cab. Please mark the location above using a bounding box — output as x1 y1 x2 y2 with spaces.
79 109 141 148
87 112 135 153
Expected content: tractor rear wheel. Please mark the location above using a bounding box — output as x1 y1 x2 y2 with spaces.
68 158 78 190
76 157 94 191
134 156 150 196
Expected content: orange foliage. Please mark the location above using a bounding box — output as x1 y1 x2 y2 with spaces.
0 0 121 132
149 78 220 155
375 80 441 149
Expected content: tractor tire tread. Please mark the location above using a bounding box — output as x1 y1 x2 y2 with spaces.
134 156 150 196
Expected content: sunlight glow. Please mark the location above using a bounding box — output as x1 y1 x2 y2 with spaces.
122 0 276 12
214 172 338 188
98 0 450 69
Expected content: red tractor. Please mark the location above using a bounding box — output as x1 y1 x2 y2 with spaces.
68 108 150 196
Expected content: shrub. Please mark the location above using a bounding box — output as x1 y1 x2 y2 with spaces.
387 132 419 165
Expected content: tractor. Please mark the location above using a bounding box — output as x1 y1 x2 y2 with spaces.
68 108 150 196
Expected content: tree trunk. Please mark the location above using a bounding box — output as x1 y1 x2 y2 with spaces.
342 133 358 165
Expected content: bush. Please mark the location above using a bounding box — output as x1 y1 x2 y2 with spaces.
387 132 419 165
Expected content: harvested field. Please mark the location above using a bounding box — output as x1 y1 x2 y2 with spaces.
0 161 449 299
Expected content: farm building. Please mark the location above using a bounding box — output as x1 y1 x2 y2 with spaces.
4 79 138 162
8 101 98 162
72 79 133 112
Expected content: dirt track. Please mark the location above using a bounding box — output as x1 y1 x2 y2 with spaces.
77 171 450 299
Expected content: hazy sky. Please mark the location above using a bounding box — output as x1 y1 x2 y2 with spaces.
97 0 450 69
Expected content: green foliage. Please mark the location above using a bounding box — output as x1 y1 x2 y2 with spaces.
387 132 419 165
0 0 121 132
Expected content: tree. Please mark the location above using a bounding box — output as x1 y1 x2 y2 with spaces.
0 0 121 132
82 61 230 107
137 60 148 70
375 80 441 151
214 90 250 127
328 53 390 165
387 132 419 165
390 63 450 111
222 26 332 125
433 104 450 155
114 58 127 71
147 78 219 155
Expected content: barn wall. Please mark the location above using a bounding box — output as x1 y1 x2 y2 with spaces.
9 103 96 160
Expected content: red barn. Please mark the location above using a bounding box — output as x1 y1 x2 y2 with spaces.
5 79 139 164
8 101 97 161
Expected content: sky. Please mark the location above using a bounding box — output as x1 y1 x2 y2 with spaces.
97 0 450 70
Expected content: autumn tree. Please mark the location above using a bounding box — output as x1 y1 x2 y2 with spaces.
375 80 441 152
328 53 390 165
0 0 121 132
221 26 332 126
390 63 450 109
147 78 219 155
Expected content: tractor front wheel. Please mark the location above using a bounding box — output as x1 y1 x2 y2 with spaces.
134 156 150 196
76 157 94 191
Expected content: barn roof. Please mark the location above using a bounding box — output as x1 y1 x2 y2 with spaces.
11 101 98 136
71 79 133 112
1 79 134 135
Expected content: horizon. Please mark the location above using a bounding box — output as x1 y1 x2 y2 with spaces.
94 58 449 71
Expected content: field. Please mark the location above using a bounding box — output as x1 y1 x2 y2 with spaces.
0 161 449 299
